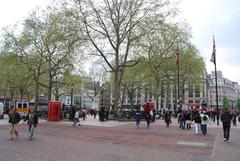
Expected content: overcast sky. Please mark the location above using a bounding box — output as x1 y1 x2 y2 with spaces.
180 0 240 83
0 0 239 83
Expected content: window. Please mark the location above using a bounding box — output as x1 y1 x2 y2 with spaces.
188 90 193 97
195 90 200 97
23 103 28 108
17 103 22 108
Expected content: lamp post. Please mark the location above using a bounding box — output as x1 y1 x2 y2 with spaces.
70 85 73 109
99 84 105 121
101 89 104 108
70 84 74 120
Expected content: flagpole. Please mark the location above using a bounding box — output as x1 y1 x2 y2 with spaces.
176 47 181 111
214 58 219 125
211 35 219 125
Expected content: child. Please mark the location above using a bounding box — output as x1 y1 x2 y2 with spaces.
135 110 141 128
145 113 151 129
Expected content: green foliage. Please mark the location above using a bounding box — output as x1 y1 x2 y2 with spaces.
223 96 230 110
236 98 240 110
0 52 33 99
137 21 205 102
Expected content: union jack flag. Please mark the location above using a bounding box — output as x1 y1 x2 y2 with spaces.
210 35 216 64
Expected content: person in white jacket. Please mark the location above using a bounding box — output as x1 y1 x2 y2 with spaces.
73 110 80 126
200 111 209 135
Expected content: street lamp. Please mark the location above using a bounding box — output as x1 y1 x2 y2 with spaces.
70 84 74 109
100 83 106 107
99 84 105 121
70 84 74 120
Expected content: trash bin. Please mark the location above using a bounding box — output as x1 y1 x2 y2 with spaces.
99 110 104 121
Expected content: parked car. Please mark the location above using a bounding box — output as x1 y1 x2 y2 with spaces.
0 102 4 119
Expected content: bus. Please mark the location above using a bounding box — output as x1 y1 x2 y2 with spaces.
16 101 29 118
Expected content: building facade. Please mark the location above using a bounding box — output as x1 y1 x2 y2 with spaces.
208 71 240 109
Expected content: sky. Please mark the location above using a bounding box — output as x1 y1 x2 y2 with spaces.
0 0 240 83
180 0 240 83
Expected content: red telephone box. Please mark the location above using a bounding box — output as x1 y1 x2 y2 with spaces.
48 101 61 121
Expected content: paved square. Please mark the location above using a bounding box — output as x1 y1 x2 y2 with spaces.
1 117 240 161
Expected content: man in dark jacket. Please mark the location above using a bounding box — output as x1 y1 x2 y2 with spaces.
193 111 202 135
24 108 38 141
221 108 232 142
8 108 21 140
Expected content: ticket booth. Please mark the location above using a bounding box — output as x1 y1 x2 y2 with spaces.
48 101 61 121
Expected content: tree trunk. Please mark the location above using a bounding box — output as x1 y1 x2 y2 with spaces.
34 80 39 111
55 85 59 101
48 76 52 102
129 93 134 112
160 80 164 109
10 90 14 101
166 80 170 110
48 58 52 102
114 70 120 114
181 81 185 108
155 80 160 110
20 89 24 101
174 79 177 113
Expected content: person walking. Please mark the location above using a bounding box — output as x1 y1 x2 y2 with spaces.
193 111 202 135
135 110 141 128
93 108 97 119
73 109 80 126
145 112 151 129
231 108 237 126
200 111 209 135
185 110 192 129
8 108 21 140
179 110 185 129
165 111 171 127
221 108 233 142
24 108 38 141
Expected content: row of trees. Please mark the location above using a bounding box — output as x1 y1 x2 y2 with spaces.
223 96 240 111
0 0 205 111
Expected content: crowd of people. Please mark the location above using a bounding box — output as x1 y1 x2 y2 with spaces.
133 99 239 143
6 99 240 143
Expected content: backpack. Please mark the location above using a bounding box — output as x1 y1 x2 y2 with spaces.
202 115 208 121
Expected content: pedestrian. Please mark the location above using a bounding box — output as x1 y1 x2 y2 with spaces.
221 108 233 142
135 110 141 128
165 111 171 127
145 112 151 129
152 109 156 122
105 108 109 120
200 111 209 135
24 108 38 141
212 110 216 122
82 109 87 120
231 108 237 126
93 108 97 119
193 111 202 135
73 109 80 126
179 110 185 129
150 110 153 122
8 107 21 140
185 110 192 129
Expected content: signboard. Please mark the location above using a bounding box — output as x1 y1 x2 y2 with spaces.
65 95 71 106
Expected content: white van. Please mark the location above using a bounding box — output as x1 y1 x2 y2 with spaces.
0 102 4 119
